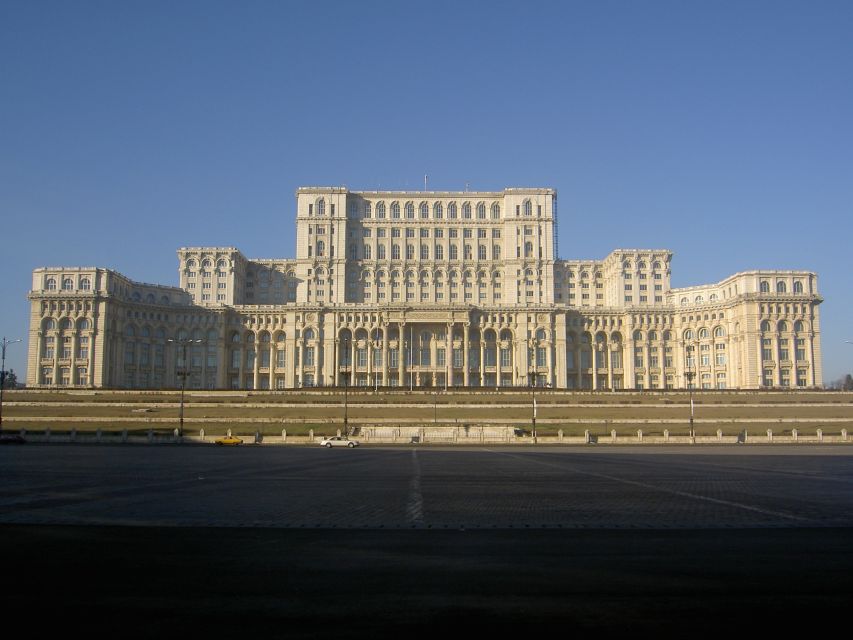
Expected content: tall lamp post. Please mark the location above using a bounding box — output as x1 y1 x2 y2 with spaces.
342 337 350 436
529 338 538 444
0 337 22 435
167 337 203 440
685 340 697 440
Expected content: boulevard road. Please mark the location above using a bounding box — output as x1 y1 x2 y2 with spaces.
2 445 852 636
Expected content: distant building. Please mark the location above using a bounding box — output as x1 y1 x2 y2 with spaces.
27 187 822 389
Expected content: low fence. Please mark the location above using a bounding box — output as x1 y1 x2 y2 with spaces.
6 426 851 446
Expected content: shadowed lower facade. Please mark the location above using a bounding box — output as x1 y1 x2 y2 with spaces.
27 187 823 390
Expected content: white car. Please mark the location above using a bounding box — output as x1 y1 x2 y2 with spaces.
319 436 360 448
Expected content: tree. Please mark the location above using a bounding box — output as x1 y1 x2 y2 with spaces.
844 374 853 391
1 369 17 389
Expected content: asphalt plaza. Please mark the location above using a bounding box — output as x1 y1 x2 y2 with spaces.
2 445 852 636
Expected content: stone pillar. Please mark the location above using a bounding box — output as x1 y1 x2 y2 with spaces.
591 343 598 390
252 333 260 390
398 322 406 387
238 336 246 390
607 345 614 391
496 333 502 387
625 337 635 389
382 327 389 386
479 339 485 387
576 344 582 389
269 342 276 390
463 323 470 386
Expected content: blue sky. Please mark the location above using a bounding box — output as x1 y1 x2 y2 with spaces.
1 0 851 382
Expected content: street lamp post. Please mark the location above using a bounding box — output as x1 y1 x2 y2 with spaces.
529 339 538 444
686 340 697 440
0 337 22 435
167 338 203 440
343 338 350 436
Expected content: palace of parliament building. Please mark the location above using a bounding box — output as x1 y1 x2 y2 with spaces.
27 187 823 390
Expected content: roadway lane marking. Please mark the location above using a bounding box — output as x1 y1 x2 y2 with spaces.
406 450 424 526
485 449 812 523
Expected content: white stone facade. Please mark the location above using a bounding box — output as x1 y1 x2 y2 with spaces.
26 187 823 390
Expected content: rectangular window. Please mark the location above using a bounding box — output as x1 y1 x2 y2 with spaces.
437 348 446 367
453 348 463 368
500 348 511 368
389 348 399 368
303 347 314 367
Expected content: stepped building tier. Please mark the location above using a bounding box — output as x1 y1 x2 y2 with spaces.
27 187 822 390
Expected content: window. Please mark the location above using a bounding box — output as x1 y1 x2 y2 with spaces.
391 202 400 219
760 281 770 293
405 202 414 219
433 202 443 219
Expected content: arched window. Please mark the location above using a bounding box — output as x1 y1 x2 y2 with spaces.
476 202 486 219
760 320 771 332
405 202 414 219
62 278 74 291
698 328 709 339
364 202 372 218
46 278 57 291
391 202 400 219
493 245 501 260
491 203 500 219
634 330 643 341
680 297 688 305
462 202 471 219
125 325 136 337
523 200 532 216
186 259 196 269
316 199 326 216
778 321 788 332
392 244 400 260
648 331 658 341
217 259 228 269
794 281 803 294
363 244 371 259
760 281 770 293
684 329 694 340
377 244 386 260
448 202 457 219
777 281 787 293
536 328 547 341
60 318 73 330
714 326 726 338
419 202 429 219
146 293 155 303
78 319 91 331
376 202 386 218
304 328 315 341
695 295 704 303
161 295 170 305
202 259 212 268
433 202 443 219
794 320 805 333
79 278 91 290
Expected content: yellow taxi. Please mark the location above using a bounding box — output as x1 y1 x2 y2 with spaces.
214 435 244 446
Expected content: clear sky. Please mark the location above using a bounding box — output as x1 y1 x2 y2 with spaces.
1 0 851 383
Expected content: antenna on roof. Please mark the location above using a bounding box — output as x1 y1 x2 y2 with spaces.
424 174 428 191
465 182 469 192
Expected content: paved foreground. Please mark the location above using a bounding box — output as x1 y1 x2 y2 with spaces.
2 445 852 636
